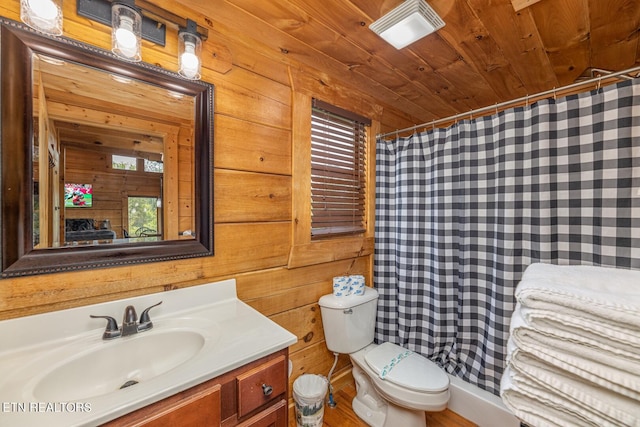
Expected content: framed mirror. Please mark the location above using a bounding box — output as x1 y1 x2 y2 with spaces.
1 18 214 278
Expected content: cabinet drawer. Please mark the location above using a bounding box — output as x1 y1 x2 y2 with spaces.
237 399 286 427
237 355 286 418
103 383 221 426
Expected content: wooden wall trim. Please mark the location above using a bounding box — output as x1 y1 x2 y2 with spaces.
290 92 313 247
289 68 383 122
288 237 374 269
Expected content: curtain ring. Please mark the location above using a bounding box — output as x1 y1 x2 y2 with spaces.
495 103 498 115
553 87 557 100
525 94 529 107
596 76 602 92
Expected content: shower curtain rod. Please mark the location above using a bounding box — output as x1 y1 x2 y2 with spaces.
377 64 640 140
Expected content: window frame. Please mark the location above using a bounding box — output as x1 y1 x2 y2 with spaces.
289 92 378 268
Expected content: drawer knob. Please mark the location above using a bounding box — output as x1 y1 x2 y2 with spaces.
262 384 273 396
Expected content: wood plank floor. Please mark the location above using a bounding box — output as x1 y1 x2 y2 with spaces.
305 383 478 427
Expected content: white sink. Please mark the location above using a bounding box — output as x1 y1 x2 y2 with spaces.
33 329 205 402
0 279 298 427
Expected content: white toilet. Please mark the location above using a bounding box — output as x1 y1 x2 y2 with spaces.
319 287 450 427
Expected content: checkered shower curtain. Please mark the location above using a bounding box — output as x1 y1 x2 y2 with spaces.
374 79 640 395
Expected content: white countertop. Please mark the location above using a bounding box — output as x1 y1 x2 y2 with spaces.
0 279 297 426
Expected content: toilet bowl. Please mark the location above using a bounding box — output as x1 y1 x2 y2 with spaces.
350 343 449 427
318 288 450 427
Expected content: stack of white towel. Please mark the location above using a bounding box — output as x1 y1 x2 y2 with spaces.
501 263 640 427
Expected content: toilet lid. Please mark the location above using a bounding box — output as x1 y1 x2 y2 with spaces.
364 342 449 393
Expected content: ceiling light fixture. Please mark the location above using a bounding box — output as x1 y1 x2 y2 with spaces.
20 0 63 36
369 0 445 50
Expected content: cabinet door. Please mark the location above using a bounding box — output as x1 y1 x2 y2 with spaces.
237 399 286 427
104 384 221 427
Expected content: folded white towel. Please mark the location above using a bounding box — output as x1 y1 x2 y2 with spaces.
516 264 640 329
500 366 597 427
504 264 640 426
509 351 640 426
509 311 640 400
511 307 640 367
519 306 640 353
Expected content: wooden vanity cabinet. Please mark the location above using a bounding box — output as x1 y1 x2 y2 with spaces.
103 348 288 427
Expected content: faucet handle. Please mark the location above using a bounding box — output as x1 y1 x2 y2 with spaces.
138 301 162 332
90 315 121 339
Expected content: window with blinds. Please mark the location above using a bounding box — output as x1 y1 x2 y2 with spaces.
311 99 370 239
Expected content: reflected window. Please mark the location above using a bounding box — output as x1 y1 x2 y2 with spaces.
144 159 163 173
113 154 137 171
128 196 160 238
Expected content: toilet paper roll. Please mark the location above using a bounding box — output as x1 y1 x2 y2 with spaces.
333 276 351 297
350 275 365 295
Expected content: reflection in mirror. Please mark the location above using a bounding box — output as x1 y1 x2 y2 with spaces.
32 53 194 248
1 18 214 277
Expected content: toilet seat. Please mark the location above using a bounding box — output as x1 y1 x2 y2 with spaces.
365 342 449 393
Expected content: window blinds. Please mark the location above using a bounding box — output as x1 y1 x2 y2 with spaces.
311 100 369 238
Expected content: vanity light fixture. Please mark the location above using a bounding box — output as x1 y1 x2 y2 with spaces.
111 0 142 62
20 0 63 36
178 20 202 80
76 0 209 74
369 0 445 49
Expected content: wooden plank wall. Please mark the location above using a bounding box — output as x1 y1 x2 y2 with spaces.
0 0 409 411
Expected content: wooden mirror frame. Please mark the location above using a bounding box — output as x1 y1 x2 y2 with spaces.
0 19 214 278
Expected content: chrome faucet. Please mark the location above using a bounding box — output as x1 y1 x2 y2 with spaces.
91 301 162 340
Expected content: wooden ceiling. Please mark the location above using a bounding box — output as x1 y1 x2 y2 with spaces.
191 0 640 130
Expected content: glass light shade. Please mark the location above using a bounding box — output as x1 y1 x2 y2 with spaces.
111 3 142 62
20 0 63 36
178 31 202 80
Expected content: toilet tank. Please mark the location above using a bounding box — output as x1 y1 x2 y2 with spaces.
318 287 378 354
